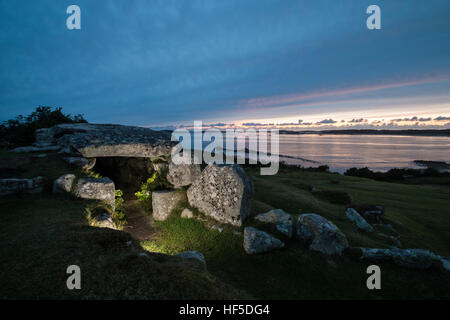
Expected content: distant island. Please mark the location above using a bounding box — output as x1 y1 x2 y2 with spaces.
278 129 450 136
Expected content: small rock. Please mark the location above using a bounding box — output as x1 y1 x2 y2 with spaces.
176 251 207 269
53 174 76 194
297 213 348 255
180 208 194 219
152 190 187 221
345 208 374 233
90 212 116 229
211 225 224 233
243 227 284 254
138 252 148 257
254 209 294 238
439 256 450 271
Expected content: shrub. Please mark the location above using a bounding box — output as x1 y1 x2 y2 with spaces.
0 106 87 148
113 189 126 228
135 170 173 213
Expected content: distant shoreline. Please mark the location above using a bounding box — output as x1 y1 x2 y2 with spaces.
278 129 450 137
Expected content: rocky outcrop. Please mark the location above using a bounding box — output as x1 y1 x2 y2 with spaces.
53 174 76 193
73 177 115 209
152 190 187 221
175 251 207 269
187 164 253 226
345 208 374 233
243 227 285 254
360 248 439 269
254 209 294 238
0 176 45 197
167 162 202 188
63 157 96 171
297 213 348 255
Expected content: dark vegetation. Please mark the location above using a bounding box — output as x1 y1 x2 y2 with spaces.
0 106 87 148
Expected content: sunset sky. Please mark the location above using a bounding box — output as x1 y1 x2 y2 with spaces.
1 0 450 130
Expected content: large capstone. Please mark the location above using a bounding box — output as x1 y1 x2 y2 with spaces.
297 213 348 255
53 123 174 158
152 190 187 221
187 164 253 226
167 162 202 188
254 209 294 238
243 227 285 254
0 177 45 197
73 177 115 209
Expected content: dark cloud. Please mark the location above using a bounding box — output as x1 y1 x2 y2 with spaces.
316 119 337 124
348 118 367 123
434 116 450 121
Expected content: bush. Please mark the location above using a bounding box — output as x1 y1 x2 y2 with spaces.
0 106 87 148
134 170 172 213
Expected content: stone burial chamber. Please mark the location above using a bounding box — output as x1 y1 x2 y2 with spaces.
30 123 255 228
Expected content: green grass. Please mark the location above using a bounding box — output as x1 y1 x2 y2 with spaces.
141 166 450 299
0 151 247 299
1 150 449 299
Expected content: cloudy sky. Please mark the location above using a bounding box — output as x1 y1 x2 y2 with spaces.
1 0 450 130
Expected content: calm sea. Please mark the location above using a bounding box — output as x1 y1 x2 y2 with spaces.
275 134 450 173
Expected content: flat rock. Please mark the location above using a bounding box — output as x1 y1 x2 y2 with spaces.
187 164 253 226
297 213 348 255
152 190 187 221
360 247 439 269
10 145 61 153
53 123 174 158
254 209 294 238
53 174 76 193
73 177 115 209
243 227 284 254
345 208 374 233
0 176 45 197
167 162 202 188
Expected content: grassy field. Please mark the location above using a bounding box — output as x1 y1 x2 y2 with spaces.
1 150 449 299
142 166 450 299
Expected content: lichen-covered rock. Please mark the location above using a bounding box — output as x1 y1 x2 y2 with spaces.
345 208 374 233
73 177 115 209
53 174 76 194
54 123 174 158
175 251 206 269
297 213 348 255
181 208 194 218
152 162 169 175
167 162 202 188
0 177 45 197
360 247 439 269
254 209 294 238
187 164 253 226
152 190 187 221
63 157 96 171
243 227 284 254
